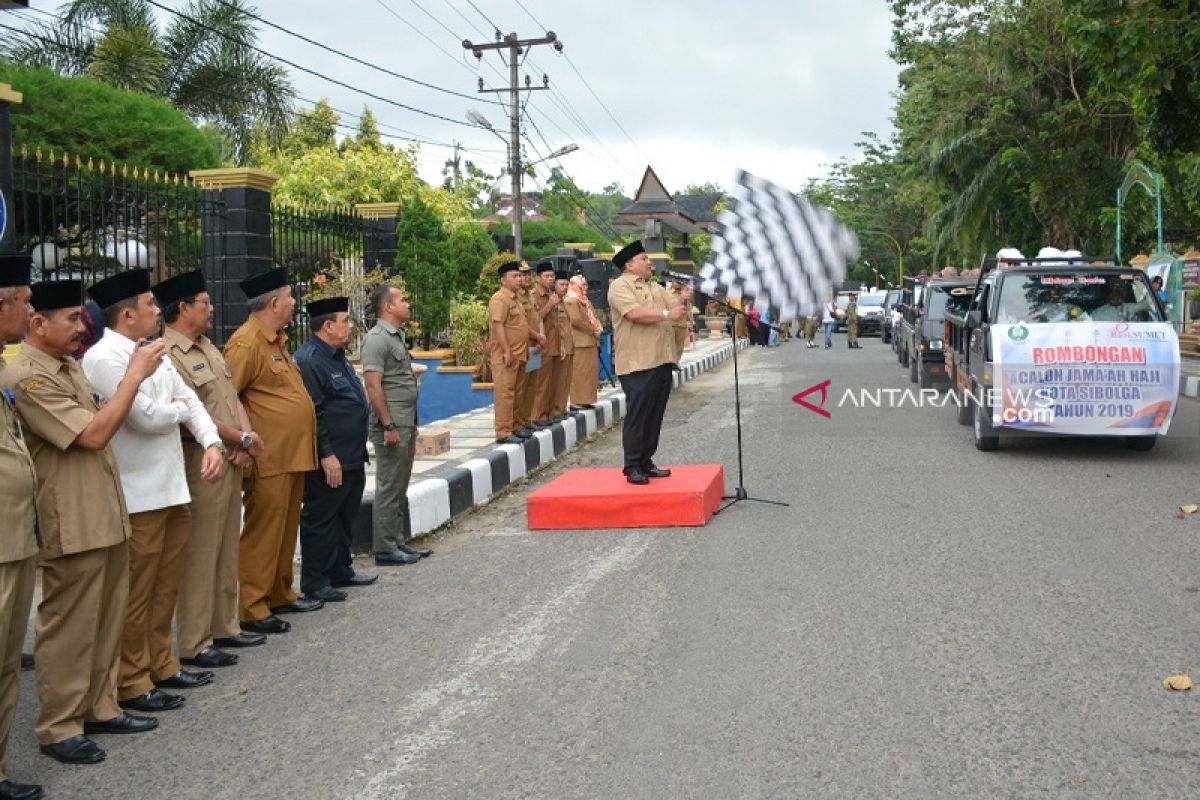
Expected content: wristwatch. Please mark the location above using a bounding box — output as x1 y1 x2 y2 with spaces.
207 442 228 455
384 422 399 432
239 431 254 450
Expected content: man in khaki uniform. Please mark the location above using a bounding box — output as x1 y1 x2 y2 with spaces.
224 268 320 635
513 265 543 437
533 262 567 425
0 256 44 799
550 270 575 418
156 270 267 668
488 262 529 444
4 280 161 766
607 241 692 485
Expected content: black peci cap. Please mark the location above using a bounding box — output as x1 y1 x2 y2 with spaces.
613 240 645 268
0 253 34 288
554 269 571 281
306 296 349 317
239 267 289 299
152 270 207 307
31 280 84 312
88 268 151 309
497 261 521 277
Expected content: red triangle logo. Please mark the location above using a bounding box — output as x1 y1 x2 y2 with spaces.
792 379 832 418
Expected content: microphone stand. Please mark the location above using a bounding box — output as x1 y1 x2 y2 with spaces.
706 295 790 514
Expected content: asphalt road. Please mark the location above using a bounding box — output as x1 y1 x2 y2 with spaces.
11 332 1200 799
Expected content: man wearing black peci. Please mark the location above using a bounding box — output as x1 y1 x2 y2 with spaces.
607 241 693 485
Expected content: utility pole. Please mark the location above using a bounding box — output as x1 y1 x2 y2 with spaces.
450 141 462 190
464 31 562 260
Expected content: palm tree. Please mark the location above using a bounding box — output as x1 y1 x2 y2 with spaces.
2 0 294 163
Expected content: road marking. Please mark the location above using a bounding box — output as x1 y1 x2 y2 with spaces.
352 536 651 800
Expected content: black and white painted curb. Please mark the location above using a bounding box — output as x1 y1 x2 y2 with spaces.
1185 375 1199 399
352 338 749 545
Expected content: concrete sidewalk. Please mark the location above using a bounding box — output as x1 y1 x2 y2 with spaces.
351 336 748 547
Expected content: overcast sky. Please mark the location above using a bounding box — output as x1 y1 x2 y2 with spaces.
34 0 901 195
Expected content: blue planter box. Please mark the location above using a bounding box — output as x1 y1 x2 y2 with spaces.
412 357 493 425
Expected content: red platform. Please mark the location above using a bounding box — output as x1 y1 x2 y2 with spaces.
526 464 725 530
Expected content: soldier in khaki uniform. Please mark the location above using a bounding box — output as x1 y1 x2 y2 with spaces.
513 265 543 437
533 263 567 425
564 274 601 409
488 262 529 444
845 292 862 349
0 256 44 799
607 241 692 485
155 270 268 668
224 268 320 635
4 280 161 766
550 270 575 418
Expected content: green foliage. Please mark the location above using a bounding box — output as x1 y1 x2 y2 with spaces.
395 194 451 349
448 296 490 367
290 100 338 153
446 224 498 298
476 251 516 299
2 0 295 164
513 220 612 261
0 62 219 173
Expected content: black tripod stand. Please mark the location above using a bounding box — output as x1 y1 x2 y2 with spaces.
712 300 789 515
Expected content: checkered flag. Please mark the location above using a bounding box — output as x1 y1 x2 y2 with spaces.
699 170 858 319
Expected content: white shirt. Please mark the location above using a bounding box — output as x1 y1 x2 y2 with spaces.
822 302 836 324
82 328 220 514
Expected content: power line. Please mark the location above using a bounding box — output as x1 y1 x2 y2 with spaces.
511 0 545 30
464 0 501 35
441 0 491 40
371 0 483 77
208 0 495 101
522 122 622 240
559 51 647 157
140 0 477 128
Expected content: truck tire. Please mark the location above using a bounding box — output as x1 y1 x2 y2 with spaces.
973 393 999 451
956 387 972 425
1124 436 1156 451
909 355 918 383
918 360 933 389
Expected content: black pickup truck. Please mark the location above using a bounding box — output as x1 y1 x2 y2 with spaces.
899 278 975 388
945 255 1173 451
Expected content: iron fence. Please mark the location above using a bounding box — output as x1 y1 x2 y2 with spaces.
10 147 221 287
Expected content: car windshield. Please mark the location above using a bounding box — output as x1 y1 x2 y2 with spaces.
858 295 884 308
995 272 1162 323
924 286 972 320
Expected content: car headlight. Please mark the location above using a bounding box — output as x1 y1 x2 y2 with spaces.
929 339 943 351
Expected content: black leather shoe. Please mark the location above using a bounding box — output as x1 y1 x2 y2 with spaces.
305 587 347 603
513 430 532 439
533 419 553 428
552 413 568 422
625 469 650 486
19 653 33 672
181 646 238 668
215 632 267 648
644 466 672 479
398 543 432 558
119 689 185 712
375 549 420 566
83 713 158 735
40 735 104 765
240 616 290 635
516 426 535 436
154 669 214 689
495 435 524 445
0 779 45 799
270 597 324 614
333 573 378 587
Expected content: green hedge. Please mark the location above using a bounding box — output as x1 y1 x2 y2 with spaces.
0 62 218 174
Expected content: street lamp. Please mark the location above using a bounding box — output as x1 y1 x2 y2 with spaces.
466 110 577 260
863 229 904 286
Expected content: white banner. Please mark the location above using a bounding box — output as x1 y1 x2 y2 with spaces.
990 322 1179 435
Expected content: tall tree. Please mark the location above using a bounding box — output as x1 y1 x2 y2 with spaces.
395 193 451 348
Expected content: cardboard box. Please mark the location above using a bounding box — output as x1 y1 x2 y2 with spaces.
415 428 450 457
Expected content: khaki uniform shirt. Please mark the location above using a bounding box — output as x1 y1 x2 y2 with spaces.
518 287 541 344
360 320 419 430
534 284 562 354
488 287 529 362
1 343 130 559
608 273 677 375
165 326 240 444
0 355 39 564
555 297 574 356
565 299 599 349
224 315 317 478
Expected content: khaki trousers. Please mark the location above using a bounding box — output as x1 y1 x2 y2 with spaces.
515 360 538 429
121 504 190 700
552 353 573 416
490 357 526 440
0 557 34 778
371 428 416 554
240 470 303 621
534 355 567 421
35 543 128 744
569 346 598 406
176 445 243 658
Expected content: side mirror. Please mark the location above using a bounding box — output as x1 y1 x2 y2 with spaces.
966 310 982 327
